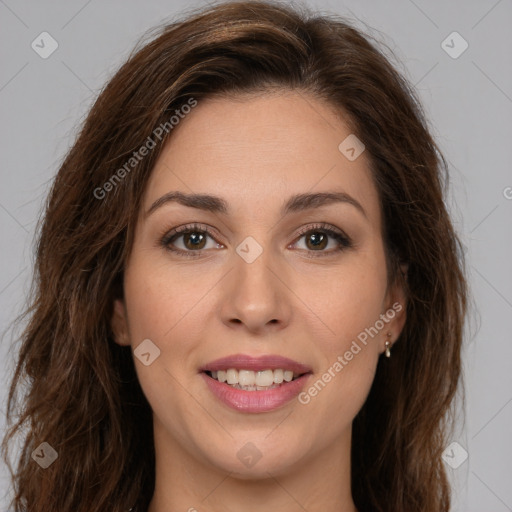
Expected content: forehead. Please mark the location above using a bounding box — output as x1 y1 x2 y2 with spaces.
143 91 380 222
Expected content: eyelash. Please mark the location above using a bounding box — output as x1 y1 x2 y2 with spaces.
160 222 352 259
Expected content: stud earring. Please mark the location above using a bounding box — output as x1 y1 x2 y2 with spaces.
385 332 392 358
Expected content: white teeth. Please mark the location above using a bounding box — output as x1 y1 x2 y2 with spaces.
255 369 274 387
238 370 255 386
226 369 238 385
208 368 303 388
273 369 284 383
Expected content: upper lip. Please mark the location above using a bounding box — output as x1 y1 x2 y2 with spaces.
200 354 312 374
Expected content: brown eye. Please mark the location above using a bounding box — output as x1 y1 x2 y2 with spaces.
181 231 207 250
292 224 352 257
304 231 329 251
161 223 223 258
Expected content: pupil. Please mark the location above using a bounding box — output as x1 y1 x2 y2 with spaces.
186 232 205 249
308 232 326 250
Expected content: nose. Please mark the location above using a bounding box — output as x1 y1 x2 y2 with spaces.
220 245 292 334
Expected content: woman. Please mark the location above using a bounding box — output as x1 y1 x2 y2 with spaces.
2 1 467 511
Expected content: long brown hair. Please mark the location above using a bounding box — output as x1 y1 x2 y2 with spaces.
2 2 467 511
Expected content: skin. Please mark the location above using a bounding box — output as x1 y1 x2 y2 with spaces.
111 91 406 512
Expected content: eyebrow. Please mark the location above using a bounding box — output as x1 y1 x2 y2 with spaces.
146 190 367 219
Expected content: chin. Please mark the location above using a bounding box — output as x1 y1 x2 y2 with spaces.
197 435 304 479
217 454 296 480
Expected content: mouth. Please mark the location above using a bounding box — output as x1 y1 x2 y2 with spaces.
203 368 308 391
199 354 313 413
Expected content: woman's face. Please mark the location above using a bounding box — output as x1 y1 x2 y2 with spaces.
112 91 406 478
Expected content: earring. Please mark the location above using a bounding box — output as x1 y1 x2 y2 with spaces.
385 332 392 358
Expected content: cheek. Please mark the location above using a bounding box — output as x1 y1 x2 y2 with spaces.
120 255 188 390
122 251 214 345
296 310 381 454
296 248 389 350
121 257 215 447
292 251 387 431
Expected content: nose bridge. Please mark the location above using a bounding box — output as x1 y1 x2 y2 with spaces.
233 236 278 301
221 233 290 330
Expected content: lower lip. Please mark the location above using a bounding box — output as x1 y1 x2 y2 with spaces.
201 372 312 413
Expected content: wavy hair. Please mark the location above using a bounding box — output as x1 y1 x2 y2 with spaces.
2 1 467 511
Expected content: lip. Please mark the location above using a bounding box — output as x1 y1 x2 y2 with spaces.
199 353 312 374
199 353 313 413
201 372 312 413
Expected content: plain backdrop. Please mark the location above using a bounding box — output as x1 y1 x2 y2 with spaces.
1 0 511 510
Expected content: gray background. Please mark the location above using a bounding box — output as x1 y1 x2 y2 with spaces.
1 0 511 510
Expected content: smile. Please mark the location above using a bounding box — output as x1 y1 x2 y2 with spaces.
206 368 302 390
200 353 313 413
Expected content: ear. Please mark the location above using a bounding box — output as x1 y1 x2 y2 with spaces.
111 298 131 346
382 263 408 351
